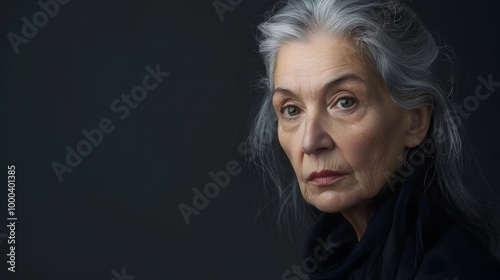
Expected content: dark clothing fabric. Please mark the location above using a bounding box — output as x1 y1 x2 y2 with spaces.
303 165 500 279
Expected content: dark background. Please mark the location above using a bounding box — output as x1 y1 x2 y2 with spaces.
0 0 499 279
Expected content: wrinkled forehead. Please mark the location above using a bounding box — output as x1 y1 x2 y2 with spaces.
273 34 380 97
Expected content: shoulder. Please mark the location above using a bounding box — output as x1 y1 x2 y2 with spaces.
414 222 500 280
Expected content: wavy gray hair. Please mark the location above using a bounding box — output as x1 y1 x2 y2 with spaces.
248 0 498 248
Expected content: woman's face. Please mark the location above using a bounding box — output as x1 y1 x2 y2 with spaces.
272 34 411 213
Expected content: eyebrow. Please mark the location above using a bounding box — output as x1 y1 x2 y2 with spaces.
272 73 365 97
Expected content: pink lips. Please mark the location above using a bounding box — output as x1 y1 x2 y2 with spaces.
307 170 345 186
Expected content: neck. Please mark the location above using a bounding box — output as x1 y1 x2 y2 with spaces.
341 200 373 241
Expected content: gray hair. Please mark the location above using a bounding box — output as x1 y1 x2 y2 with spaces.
248 0 498 247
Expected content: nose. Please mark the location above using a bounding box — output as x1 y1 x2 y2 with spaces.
301 111 335 155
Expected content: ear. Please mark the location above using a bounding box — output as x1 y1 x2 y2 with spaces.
404 105 433 148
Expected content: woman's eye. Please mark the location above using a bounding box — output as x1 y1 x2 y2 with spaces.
282 105 301 117
336 97 356 109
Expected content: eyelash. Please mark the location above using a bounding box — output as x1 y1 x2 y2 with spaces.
279 95 357 121
280 104 301 121
333 96 357 111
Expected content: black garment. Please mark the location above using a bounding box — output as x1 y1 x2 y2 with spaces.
303 165 500 279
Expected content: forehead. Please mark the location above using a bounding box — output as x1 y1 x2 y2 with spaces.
274 34 375 91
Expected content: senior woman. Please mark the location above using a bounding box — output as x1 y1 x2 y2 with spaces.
248 0 500 279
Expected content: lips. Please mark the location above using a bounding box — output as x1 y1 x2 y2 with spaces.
307 170 346 186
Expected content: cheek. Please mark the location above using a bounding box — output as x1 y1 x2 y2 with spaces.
335 118 382 169
278 125 304 176
337 114 405 187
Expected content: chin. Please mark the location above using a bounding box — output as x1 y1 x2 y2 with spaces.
303 186 363 213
